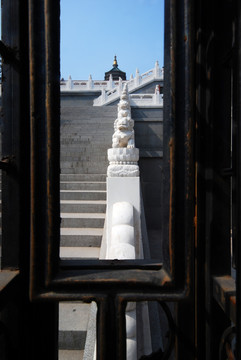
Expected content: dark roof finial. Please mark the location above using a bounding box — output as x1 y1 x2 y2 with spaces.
104 55 126 81
113 55 118 68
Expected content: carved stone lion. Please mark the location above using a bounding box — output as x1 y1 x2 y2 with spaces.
112 84 135 148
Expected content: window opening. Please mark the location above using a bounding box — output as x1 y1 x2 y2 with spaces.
59 1 166 358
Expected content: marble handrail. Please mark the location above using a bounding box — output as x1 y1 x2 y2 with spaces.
60 61 164 103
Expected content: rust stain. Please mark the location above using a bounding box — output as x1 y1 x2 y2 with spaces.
230 296 236 305
169 137 174 274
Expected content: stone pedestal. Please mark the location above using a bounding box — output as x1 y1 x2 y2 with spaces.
107 148 139 177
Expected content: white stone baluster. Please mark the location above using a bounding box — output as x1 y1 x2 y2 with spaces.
88 74 93 89
135 68 141 86
154 60 161 78
118 77 123 95
161 66 164 78
154 84 161 105
67 75 73 90
101 89 106 105
108 202 137 360
108 74 114 90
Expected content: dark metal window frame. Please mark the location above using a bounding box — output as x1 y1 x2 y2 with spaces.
27 2 194 357
0 0 194 358
6 0 241 359
28 0 193 296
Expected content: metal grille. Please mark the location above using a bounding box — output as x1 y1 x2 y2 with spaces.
0 0 240 359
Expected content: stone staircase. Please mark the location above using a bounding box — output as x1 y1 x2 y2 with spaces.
60 105 116 174
59 178 106 360
59 173 106 260
59 102 116 359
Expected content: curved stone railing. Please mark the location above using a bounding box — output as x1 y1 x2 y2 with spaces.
83 84 154 360
93 61 164 106
108 202 137 359
60 75 114 92
130 92 163 107
60 61 164 101
105 84 142 359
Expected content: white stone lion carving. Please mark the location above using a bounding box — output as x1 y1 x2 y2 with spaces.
112 84 135 148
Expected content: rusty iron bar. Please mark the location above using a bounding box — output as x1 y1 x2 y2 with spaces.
29 0 47 295
0 40 20 67
1 0 22 269
97 296 126 360
44 0 61 283
219 326 236 360
29 0 60 293
235 0 241 357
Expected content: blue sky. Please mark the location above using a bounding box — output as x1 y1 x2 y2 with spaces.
61 0 164 80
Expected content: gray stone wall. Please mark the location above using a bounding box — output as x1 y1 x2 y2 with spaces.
132 108 163 236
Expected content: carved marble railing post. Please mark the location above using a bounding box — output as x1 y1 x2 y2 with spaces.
88 74 93 89
154 60 161 78
67 75 73 90
107 73 114 90
106 84 144 360
135 68 141 86
118 77 123 96
154 84 162 105
101 88 106 103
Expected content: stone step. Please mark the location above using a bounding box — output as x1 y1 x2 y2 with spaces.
61 113 115 119
61 213 105 228
60 143 110 149
60 149 109 156
60 182 106 191
60 141 110 146
61 112 115 117
60 168 107 175
60 154 108 160
60 200 106 213
59 302 90 353
60 190 106 201
61 128 112 134
60 170 108 176
60 156 108 162
60 162 108 170
60 246 100 259
60 137 111 143
60 139 110 145
58 350 84 360
61 125 113 132
60 227 103 247
60 142 110 148
60 174 106 182
60 160 108 166
60 136 111 142
61 107 116 116
60 131 112 136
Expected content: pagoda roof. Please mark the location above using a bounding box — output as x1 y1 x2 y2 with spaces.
104 56 126 81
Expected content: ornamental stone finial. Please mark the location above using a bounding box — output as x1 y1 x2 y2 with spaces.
107 84 139 177
112 84 134 149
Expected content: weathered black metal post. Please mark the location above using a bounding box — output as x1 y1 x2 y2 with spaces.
97 296 126 360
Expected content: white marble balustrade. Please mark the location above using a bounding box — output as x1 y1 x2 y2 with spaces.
60 61 164 103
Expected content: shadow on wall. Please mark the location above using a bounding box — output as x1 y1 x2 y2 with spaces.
132 107 163 261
